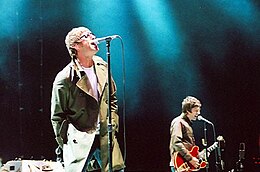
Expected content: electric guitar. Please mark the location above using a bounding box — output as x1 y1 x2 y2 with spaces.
173 142 218 172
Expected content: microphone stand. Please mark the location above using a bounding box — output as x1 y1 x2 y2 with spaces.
212 123 222 172
203 122 209 172
106 39 113 172
200 116 223 172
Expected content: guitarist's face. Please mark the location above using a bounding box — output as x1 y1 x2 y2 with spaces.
187 106 201 121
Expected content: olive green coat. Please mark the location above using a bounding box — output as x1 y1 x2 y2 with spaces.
51 56 125 172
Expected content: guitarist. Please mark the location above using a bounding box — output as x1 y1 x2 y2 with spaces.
169 96 202 172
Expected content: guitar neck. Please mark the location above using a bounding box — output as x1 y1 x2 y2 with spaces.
199 142 218 158
207 142 218 152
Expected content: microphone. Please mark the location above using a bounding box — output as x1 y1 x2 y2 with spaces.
197 115 213 125
239 142 245 160
92 35 119 44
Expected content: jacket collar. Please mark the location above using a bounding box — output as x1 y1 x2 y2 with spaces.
181 113 192 126
69 56 108 99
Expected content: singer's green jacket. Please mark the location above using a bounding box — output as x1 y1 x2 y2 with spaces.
51 55 125 172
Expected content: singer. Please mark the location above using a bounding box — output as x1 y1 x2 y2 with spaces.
169 96 202 172
50 26 125 172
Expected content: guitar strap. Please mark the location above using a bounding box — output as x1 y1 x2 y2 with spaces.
180 121 187 137
180 118 191 142
179 118 196 151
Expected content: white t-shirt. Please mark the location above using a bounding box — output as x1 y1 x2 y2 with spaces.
82 65 100 134
82 65 98 101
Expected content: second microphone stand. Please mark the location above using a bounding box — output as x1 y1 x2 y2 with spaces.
202 120 223 172
203 122 209 172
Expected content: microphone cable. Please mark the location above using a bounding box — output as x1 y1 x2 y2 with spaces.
118 35 127 163
111 35 127 163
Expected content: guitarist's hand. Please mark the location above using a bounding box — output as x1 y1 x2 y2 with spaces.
189 157 200 168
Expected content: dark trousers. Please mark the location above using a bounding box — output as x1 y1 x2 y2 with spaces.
82 136 125 172
82 136 102 172
170 166 176 172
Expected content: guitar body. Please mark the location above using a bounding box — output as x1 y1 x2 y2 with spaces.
173 146 207 172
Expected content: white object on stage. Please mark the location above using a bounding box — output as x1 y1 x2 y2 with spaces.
0 160 64 172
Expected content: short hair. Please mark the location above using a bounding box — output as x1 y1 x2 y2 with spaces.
182 96 201 113
65 26 90 57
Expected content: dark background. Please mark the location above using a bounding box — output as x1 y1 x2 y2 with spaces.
0 0 259 171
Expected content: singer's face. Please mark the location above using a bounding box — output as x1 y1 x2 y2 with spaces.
76 31 99 54
187 106 201 121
